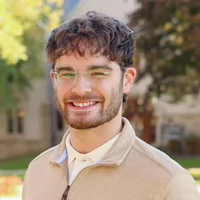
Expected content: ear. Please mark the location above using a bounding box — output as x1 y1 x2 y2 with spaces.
123 68 136 94
50 70 57 89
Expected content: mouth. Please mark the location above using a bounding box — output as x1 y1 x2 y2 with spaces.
72 101 97 108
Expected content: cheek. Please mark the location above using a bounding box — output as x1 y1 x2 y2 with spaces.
96 81 120 102
96 82 111 96
55 85 68 102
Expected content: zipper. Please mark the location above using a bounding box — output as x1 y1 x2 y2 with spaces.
69 162 117 186
61 185 70 200
61 163 117 199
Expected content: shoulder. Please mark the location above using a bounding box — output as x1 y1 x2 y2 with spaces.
160 170 200 199
124 136 193 187
23 145 60 184
130 136 186 176
30 145 58 164
26 145 59 173
125 137 200 198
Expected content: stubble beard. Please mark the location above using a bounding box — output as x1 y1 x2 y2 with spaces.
56 85 123 130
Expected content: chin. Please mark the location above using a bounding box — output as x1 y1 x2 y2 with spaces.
67 121 101 130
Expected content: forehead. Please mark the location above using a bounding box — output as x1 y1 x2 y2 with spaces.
54 51 120 71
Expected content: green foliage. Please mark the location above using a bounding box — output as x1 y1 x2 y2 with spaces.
0 27 45 109
0 0 63 110
129 0 200 103
0 62 31 109
0 0 63 65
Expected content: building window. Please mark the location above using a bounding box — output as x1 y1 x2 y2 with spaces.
17 110 24 134
7 110 14 134
6 109 24 134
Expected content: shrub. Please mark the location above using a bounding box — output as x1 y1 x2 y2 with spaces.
0 175 22 196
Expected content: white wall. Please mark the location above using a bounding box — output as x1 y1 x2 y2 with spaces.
67 0 139 23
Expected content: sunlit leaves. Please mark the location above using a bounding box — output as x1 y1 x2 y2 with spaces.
0 0 63 110
0 0 63 65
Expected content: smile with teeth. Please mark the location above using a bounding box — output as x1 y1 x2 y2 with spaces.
72 102 96 107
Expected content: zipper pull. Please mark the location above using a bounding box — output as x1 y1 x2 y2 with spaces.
62 185 70 200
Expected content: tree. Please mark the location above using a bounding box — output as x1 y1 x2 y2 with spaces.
0 0 63 65
128 0 200 105
0 0 63 109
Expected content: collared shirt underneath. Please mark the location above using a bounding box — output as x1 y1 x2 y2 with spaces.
66 133 119 185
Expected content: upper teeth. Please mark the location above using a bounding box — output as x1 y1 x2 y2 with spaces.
73 102 96 107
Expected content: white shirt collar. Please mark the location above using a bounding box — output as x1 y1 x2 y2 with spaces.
66 133 120 165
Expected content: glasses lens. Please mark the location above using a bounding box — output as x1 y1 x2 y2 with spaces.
87 67 110 78
54 66 111 85
56 68 76 83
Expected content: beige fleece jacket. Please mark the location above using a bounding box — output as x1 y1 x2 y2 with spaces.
22 118 200 200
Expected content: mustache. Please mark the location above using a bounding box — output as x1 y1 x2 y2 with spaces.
63 94 104 103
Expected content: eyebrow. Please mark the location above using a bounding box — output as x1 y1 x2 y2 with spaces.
56 67 74 72
55 65 113 71
87 65 113 71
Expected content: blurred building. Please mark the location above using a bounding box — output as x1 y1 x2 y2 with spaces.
127 77 200 152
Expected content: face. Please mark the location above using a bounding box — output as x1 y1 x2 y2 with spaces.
51 51 135 130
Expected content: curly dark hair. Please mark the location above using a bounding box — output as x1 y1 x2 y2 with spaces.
45 11 135 103
46 11 135 69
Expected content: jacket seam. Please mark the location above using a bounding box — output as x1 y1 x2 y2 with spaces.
131 145 174 177
158 171 188 199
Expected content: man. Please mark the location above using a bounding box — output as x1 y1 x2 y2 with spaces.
23 11 200 200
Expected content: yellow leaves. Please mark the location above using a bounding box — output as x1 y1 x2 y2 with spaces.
1 19 24 37
11 0 42 20
164 22 172 31
0 33 28 64
48 0 63 6
43 5 51 16
0 0 63 65
0 0 28 64
177 25 183 32
43 0 64 30
168 34 183 45
176 36 183 45
47 10 64 30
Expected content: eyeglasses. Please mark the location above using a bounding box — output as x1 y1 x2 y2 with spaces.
51 66 113 86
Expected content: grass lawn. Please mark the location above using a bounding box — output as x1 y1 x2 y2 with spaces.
0 154 38 170
173 157 200 169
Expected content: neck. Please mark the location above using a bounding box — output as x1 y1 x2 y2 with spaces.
69 114 123 154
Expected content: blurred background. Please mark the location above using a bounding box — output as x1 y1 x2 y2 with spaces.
0 0 200 198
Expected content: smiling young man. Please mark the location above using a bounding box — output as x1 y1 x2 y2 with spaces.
22 11 200 200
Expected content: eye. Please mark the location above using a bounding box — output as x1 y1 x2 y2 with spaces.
63 73 75 77
91 72 105 76
58 70 76 78
89 69 110 77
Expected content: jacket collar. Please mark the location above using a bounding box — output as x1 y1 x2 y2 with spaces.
49 117 135 167
49 129 70 164
98 117 135 166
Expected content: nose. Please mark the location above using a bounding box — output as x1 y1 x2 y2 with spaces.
71 76 92 96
